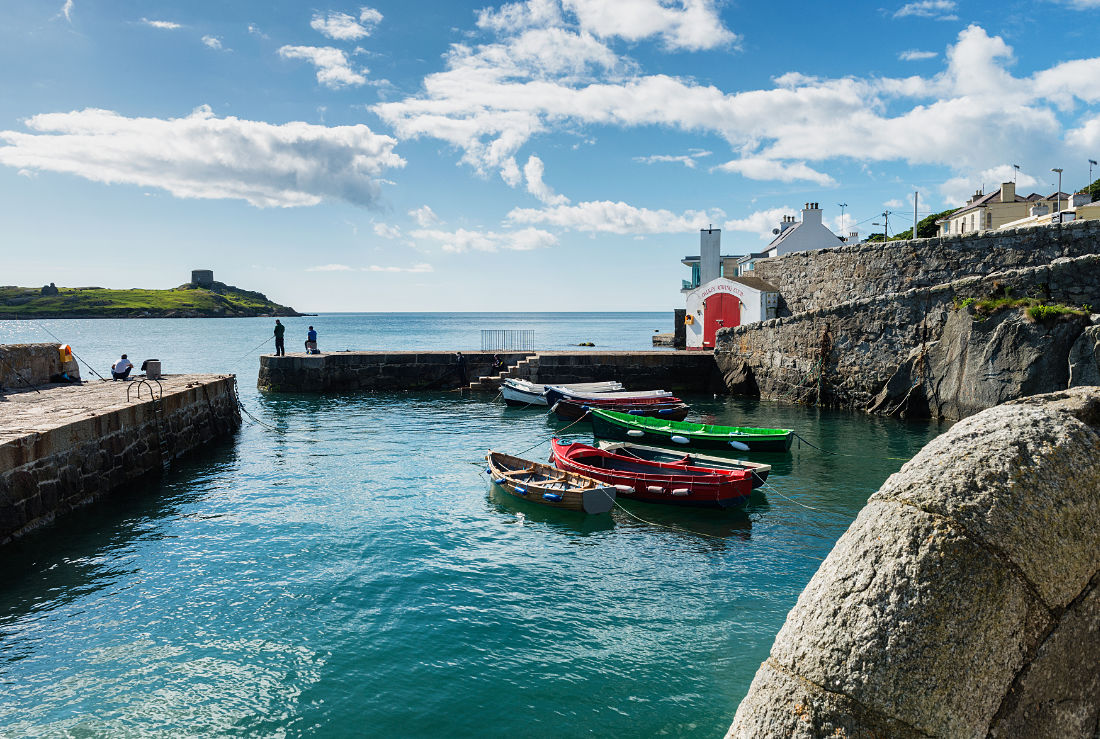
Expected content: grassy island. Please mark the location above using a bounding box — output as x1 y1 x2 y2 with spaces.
0 281 303 319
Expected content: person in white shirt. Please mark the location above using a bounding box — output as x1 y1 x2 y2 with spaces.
111 354 132 380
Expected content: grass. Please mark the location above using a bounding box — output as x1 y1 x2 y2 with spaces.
0 285 299 318
954 289 1088 323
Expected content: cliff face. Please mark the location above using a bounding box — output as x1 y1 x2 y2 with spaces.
715 231 1100 421
727 387 1100 738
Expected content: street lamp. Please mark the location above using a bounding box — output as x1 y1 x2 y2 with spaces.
1052 167 1063 213
1090 159 1097 197
1013 164 1019 184
838 203 847 238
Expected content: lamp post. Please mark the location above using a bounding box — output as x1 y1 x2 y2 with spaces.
838 203 847 239
1013 164 1019 184
1052 167 1063 214
1090 159 1097 198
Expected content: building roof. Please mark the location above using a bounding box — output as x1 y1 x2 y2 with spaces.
937 191 1072 223
729 276 779 292
736 251 769 264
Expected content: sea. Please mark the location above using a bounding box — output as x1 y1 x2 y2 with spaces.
0 314 949 737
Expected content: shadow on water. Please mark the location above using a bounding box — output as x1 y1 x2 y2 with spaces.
0 438 240 627
485 484 615 536
613 497 753 545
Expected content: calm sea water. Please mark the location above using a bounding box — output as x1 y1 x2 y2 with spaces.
0 314 948 737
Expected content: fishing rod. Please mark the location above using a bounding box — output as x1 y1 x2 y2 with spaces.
35 324 107 381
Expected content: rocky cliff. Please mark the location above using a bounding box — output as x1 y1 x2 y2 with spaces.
728 386 1100 738
716 249 1100 421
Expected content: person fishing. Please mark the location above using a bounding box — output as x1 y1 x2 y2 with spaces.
111 354 132 380
273 319 286 356
305 326 319 354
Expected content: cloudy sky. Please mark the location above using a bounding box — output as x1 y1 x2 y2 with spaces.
2 0 1099 311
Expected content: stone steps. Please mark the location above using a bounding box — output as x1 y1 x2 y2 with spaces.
467 354 540 391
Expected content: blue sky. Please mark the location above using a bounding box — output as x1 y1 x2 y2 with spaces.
2 0 1099 312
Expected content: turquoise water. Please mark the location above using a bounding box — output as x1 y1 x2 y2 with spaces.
0 315 948 736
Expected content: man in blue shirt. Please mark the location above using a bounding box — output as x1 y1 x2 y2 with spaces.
305 326 319 354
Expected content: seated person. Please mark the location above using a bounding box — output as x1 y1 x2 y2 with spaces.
305 326 319 354
491 354 506 373
111 354 132 380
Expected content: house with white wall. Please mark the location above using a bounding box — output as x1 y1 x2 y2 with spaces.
760 203 843 259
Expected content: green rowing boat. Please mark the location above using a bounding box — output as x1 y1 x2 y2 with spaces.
589 408 795 453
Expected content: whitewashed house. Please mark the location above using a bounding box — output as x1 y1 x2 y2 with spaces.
760 202 843 259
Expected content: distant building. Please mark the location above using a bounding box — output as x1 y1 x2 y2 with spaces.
998 192 1100 230
936 183 1068 236
191 269 214 287
680 228 778 349
760 203 843 259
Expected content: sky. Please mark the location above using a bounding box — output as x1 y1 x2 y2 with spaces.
1 0 1099 312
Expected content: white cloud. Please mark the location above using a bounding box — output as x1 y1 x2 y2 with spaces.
508 200 722 234
310 9 383 41
366 263 432 272
561 0 738 51
377 22 1100 194
893 0 958 19
247 24 268 38
523 155 568 205
60 0 73 22
142 18 181 30
202 35 223 50
899 49 937 61
713 157 836 186
408 205 441 226
411 227 557 252
0 106 403 208
307 263 354 271
278 46 366 88
722 207 795 240
633 150 711 168
373 222 402 238
883 198 905 208
939 165 1041 204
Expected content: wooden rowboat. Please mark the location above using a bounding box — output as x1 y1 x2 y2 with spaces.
589 409 795 453
550 439 753 509
485 451 617 514
501 379 623 407
551 397 691 422
543 386 673 407
595 441 771 488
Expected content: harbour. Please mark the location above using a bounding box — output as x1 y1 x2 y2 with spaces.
0 314 948 736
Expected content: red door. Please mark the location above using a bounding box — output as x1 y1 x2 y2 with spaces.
703 293 740 348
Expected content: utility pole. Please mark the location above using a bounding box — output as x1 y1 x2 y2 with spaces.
1013 164 1019 184
1052 168 1063 214
838 203 847 239
883 211 890 241
913 192 919 239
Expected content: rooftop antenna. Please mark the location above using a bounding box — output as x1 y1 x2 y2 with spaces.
1013 164 1019 184
837 203 847 236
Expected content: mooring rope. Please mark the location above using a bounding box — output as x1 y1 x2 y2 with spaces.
793 432 912 462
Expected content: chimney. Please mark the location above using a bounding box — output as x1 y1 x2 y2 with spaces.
801 201 822 226
848 231 859 243
1000 182 1015 203
699 228 721 286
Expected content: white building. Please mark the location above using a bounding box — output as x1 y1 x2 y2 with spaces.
681 228 778 349
761 202 843 259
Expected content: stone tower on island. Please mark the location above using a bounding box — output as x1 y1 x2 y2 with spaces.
191 270 214 287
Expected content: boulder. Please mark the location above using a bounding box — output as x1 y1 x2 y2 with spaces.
728 386 1100 738
1068 322 1100 387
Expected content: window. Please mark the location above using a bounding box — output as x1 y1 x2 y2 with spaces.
986 211 992 229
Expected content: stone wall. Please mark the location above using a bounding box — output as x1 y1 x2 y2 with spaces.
715 253 1100 419
258 350 722 393
728 387 1100 738
0 343 80 390
751 219 1100 316
0 375 240 544
258 352 533 392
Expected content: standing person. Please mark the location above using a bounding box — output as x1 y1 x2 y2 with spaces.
273 320 286 356
111 354 132 380
305 326 318 354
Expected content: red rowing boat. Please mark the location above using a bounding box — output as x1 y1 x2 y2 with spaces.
549 438 752 509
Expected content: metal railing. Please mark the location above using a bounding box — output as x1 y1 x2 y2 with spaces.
481 329 535 352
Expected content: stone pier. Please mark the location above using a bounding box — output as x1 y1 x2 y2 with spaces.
0 371 241 545
257 350 723 393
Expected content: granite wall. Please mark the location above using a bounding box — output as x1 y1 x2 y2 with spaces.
0 343 80 390
715 253 1100 419
0 375 240 544
751 219 1100 316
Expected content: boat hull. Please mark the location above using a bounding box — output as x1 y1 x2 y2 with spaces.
486 451 616 514
543 386 672 407
551 398 691 422
589 409 794 453
501 379 624 407
550 439 752 509
595 441 771 488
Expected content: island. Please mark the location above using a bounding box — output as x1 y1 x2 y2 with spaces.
0 270 304 319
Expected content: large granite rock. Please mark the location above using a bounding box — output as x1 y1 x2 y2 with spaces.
1069 321 1100 387
728 386 1100 738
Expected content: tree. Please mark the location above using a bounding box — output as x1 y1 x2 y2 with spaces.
916 208 957 238
1084 177 1100 203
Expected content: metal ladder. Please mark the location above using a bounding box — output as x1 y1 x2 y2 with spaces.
127 379 170 471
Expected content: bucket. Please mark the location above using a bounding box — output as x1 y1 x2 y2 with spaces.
145 360 161 380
